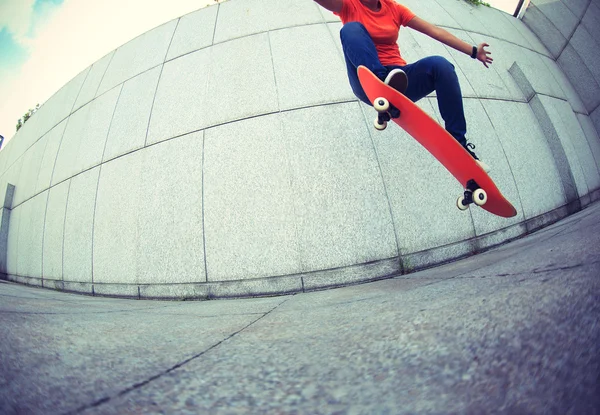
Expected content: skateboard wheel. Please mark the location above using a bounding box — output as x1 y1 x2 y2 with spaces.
374 118 387 130
473 189 487 206
374 97 390 113
457 195 469 211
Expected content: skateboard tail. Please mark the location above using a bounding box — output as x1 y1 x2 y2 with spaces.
357 66 518 218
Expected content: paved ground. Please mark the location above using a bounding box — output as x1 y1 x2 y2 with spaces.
1 203 599 415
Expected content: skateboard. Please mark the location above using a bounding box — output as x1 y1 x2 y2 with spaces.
357 65 517 218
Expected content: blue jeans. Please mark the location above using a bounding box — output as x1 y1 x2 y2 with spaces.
340 22 467 146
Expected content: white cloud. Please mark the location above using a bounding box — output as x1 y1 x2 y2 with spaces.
0 0 216 142
0 0 36 41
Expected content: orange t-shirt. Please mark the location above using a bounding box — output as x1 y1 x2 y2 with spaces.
336 0 416 66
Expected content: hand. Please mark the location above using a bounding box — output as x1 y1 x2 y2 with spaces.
477 43 493 68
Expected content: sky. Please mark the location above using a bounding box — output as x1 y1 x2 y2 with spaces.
0 0 520 146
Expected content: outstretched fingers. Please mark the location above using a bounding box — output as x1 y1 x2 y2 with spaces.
477 42 493 68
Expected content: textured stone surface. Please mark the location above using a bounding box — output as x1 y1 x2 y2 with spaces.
52 87 120 186
103 66 161 161
97 21 176 96
579 113 600 178
15 192 46 278
95 132 205 285
213 0 323 44
434 0 488 35
541 55 587 114
363 97 475 254
34 120 67 194
501 11 550 55
582 1 600 41
11 134 47 207
204 115 300 282
73 52 115 111
532 0 580 39
482 100 565 218
522 3 568 59
531 95 587 200
512 47 566 99
280 103 397 270
42 181 69 281
564 0 591 19
29 68 89 142
148 33 277 145
135 132 205 284
63 168 99 283
166 5 218 61
557 44 600 114
270 24 354 110
569 23 600 85
93 152 143 284
401 0 459 27
538 95 598 194
593 105 600 138
1 202 598 415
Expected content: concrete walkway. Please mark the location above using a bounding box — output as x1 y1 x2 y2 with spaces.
1 203 599 415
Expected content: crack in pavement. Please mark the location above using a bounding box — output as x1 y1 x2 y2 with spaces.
63 297 292 415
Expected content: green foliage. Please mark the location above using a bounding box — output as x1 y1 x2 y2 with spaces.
16 104 40 132
464 0 491 6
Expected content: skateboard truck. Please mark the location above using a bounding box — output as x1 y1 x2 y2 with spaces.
457 179 488 211
373 97 400 131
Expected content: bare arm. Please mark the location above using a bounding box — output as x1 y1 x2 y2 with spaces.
313 0 343 13
406 16 493 68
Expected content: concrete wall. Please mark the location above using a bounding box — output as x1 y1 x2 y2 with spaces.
523 0 600 133
0 0 599 299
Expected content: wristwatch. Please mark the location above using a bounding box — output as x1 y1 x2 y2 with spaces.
471 45 478 59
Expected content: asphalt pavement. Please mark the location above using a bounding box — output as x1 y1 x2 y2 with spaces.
1 202 599 414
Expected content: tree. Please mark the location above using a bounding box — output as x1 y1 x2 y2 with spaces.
16 104 40 132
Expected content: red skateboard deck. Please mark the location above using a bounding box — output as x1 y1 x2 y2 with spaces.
357 65 517 218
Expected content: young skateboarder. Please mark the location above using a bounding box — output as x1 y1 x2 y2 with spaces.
313 0 494 172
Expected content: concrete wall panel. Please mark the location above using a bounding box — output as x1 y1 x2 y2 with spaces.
148 33 277 145
6 204 21 275
52 87 120 186
522 4 567 58
536 96 591 197
73 52 115 111
213 0 323 44
204 115 300 282
63 168 99 283
557 44 600 112
42 180 69 281
482 100 565 218
136 132 205 284
281 103 397 270
33 68 89 142
582 1 600 41
270 24 353 110
97 21 177 96
166 6 218 61
35 120 67 194
93 153 142 285
103 67 161 162
12 135 47 207
15 192 46 278
578 113 600 179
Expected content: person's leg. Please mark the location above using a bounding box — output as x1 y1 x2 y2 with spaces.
340 22 388 105
401 56 467 147
401 56 490 171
